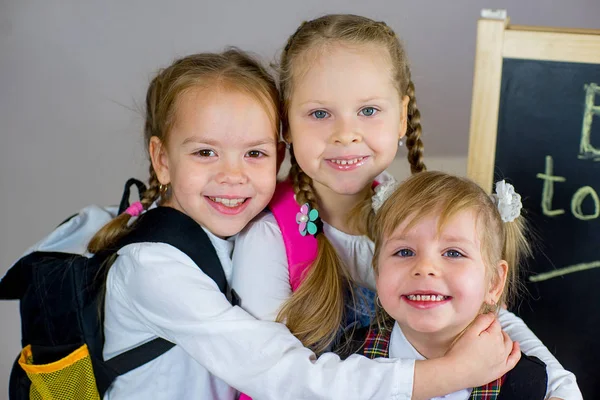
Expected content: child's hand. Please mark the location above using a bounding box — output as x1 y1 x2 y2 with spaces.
445 313 521 388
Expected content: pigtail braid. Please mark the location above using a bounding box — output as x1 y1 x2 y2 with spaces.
289 151 318 208
142 167 163 208
276 149 349 354
405 79 426 174
87 168 162 254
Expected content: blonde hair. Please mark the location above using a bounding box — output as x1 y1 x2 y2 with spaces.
371 171 531 327
88 49 279 254
275 14 426 353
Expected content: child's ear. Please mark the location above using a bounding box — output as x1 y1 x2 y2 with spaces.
149 137 171 185
487 260 509 305
399 95 410 139
276 141 287 174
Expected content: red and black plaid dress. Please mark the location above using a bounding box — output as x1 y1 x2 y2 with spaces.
353 325 547 400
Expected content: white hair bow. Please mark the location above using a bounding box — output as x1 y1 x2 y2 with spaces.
372 175 400 213
491 180 522 223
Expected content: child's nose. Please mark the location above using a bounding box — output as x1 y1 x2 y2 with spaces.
217 161 248 185
411 256 439 277
332 116 362 145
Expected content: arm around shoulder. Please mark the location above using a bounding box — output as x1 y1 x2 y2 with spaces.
231 212 292 321
113 243 417 400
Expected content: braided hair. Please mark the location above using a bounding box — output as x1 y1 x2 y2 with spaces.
275 14 426 353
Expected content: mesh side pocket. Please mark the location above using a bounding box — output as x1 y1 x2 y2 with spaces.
19 344 101 400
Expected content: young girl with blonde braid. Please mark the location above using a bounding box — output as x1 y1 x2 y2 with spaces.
340 171 581 399
82 48 516 400
232 14 580 399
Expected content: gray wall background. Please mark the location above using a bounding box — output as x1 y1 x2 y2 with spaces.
1 0 599 397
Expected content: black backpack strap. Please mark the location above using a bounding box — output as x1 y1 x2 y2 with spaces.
103 206 237 376
117 178 148 215
113 206 228 295
104 338 175 375
497 353 548 399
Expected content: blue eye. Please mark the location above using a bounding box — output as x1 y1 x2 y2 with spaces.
195 149 216 157
395 248 414 257
443 249 464 258
359 107 377 117
311 110 329 119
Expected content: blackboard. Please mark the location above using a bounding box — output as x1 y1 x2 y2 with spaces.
467 16 600 399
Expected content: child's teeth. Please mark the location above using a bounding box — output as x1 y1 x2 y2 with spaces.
406 294 448 302
331 157 364 165
209 197 245 207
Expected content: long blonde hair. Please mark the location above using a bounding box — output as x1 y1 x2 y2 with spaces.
276 14 426 353
88 49 279 254
371 171 531 328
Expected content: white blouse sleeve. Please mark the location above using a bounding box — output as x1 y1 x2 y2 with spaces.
231 213 292 321
498 309 582 399
111 243 415 400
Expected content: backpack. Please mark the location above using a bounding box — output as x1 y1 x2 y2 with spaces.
0 179 237 400
268 174 392 289
238 177 384 400
268 179 319 291
343 325 548 400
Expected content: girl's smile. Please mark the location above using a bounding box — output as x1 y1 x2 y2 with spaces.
401 291 452 310
205 195 251 216
288 43 408 201
151 86 278 238
325 155 369 171
376 209 492 338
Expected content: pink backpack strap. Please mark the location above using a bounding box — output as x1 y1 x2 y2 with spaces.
239 177 384 400
238 181 318 400
269 177 384 291
268 179 318 291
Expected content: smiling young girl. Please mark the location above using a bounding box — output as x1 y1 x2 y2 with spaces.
77 49 515 400
342 171 582 399
233 14 580 399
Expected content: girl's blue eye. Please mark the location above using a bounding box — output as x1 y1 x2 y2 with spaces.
246 150 265 158
395 248 414 257
312 110 329 119
196 149 216 157
443 250 464 258
360 107 377 117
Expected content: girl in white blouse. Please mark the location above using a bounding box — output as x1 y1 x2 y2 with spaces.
341 171 581 399
232 14 580 400
89 49 517 400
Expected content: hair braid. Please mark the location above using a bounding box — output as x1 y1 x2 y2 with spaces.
141 167 162 208
289 149 318 207
276 150 349 353
276 14 429 351
405 79 426 174
86 169 162 254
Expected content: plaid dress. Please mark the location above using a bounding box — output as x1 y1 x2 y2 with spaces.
362 327 505 400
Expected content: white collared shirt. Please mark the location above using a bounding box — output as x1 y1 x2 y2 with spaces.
389 323 472 400
232 211 582 400
102 225 414 400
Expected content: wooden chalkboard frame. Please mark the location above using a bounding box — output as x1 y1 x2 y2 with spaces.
467 16 600 191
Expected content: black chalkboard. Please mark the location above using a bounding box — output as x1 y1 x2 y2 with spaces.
494 58 600 398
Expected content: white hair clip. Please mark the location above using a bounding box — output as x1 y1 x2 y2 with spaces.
372 175 400 213
491 180 522 223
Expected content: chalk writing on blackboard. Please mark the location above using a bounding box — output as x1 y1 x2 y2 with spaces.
579 83 600 161
531 82 600 282
530 261 600 282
